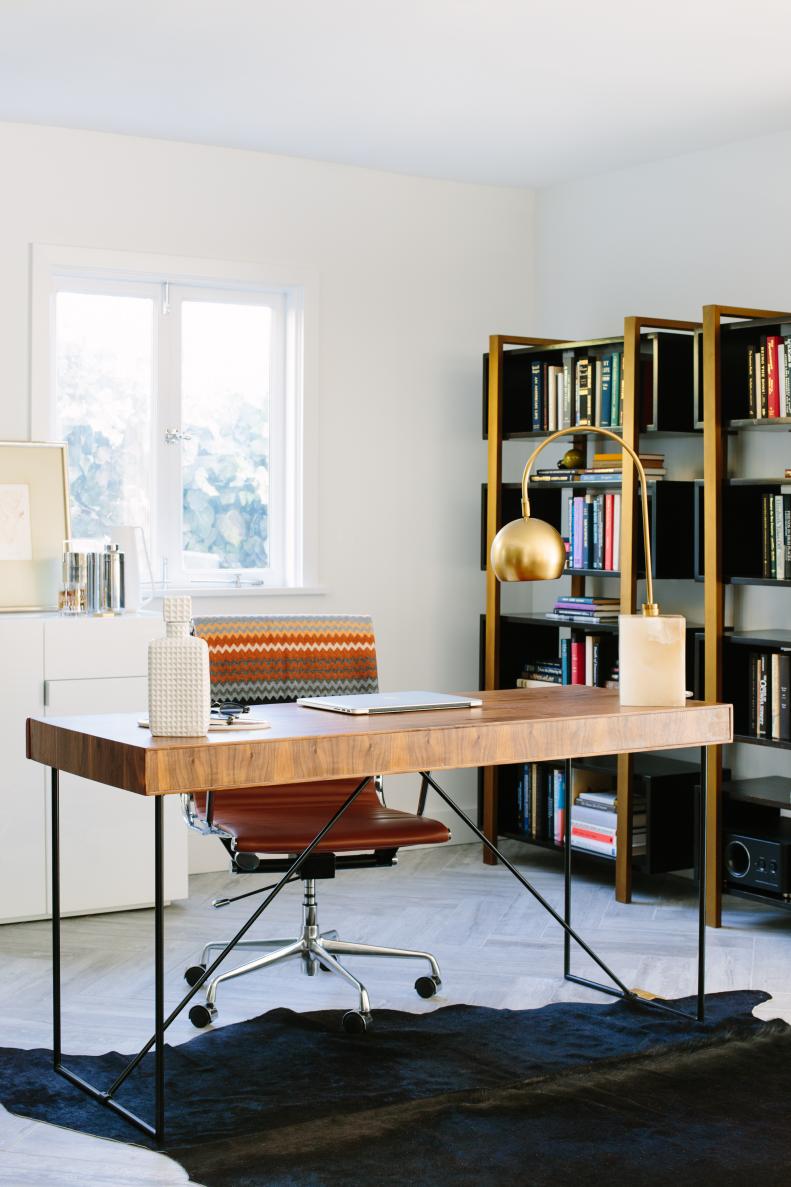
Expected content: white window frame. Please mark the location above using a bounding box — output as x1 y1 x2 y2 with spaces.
31 243 320 595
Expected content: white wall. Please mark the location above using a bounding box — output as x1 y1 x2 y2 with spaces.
0 120 534 864
534 127 791 781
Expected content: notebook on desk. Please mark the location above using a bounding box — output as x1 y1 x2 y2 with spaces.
296 691 483 715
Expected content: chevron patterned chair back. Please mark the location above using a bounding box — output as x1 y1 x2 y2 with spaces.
192 614 379 705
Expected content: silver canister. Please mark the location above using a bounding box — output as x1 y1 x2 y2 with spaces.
86 551 102 614
60 550 87 614
102 543 125 614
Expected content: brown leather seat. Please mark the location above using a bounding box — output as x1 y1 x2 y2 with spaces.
195 781 451 853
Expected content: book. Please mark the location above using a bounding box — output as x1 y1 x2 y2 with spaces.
775 494 786 581
779 343 787 418
571 640 584 685
562 351 574 427
594 359 603 426
748 347 757 418
572 497 584 569
576 358 593 425
611 351 622 427
530 361 542 430
560 637 571 685
600 356 612 426
767 336 782 418
772 652 782 739
604 493 614 571
780 654 790 741
544 612 618 625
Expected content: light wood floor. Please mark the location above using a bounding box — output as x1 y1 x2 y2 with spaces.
1 841 789 1186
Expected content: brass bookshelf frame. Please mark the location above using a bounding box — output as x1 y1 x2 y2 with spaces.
701 304 791 927
483 319 699 904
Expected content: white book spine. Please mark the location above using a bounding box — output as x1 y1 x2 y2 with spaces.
775 494 785 581
612 493 621 571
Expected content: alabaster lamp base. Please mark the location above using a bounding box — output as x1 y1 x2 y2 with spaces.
618 614 687 707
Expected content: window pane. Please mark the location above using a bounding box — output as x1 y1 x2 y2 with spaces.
180 301 271 571
55 292 153 540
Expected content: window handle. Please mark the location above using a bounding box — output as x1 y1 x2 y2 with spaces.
164 427 192 444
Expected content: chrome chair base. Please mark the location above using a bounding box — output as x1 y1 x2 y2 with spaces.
186 877 442 1032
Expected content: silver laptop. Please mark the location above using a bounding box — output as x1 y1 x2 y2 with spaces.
296 690 483 715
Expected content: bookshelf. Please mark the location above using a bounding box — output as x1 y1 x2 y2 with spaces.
702 306 791 925
482 319 701 903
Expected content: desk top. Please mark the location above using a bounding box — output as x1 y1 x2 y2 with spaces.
26 688 732 797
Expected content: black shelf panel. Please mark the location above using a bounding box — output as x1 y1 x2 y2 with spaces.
732 733 791 751
727 477 791 487
565 567 621 578
724 777 791 810
727 418 791 432
725 630 791 649
730 577 791 588
724 886 791 912
499 614 620 634
499 831 624 864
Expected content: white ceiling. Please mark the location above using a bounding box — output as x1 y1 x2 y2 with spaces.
1 0 790 188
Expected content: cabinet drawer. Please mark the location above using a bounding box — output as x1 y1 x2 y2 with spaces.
43 616 163 680
45 676 147 715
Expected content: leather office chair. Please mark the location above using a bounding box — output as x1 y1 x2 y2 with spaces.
182 614 450 1033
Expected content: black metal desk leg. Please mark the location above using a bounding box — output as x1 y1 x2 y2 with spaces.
563 759 572 977
51 769 61 1066
154 797 165 1140
697 747 708 1023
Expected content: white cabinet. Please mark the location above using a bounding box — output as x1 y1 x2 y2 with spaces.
0 620 47 921
0 614 189 924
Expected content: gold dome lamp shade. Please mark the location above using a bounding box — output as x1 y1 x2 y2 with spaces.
490 425 686 707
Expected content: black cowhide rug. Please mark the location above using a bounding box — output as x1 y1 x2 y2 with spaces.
1 991 789 1186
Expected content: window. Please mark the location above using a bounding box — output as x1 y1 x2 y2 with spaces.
33 247 315 591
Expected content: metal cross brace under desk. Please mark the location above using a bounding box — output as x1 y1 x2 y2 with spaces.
26 686 732 1143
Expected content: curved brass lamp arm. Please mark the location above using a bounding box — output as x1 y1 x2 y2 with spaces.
520 426 656 614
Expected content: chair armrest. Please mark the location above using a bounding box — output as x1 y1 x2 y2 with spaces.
179 792 231 838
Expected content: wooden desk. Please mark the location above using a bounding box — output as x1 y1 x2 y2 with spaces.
28 686 731 795
26 687 732 1143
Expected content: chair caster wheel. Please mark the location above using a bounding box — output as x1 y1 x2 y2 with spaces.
342 1010 371 1035
189 1002 218 1029
184 964 207 987
415 975 441 999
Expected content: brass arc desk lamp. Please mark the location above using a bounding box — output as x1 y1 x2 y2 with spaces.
491 426 686 706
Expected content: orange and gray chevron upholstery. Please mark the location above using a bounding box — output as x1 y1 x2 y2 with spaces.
192 615 379 706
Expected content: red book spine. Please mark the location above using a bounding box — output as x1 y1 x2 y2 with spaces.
571 641 585 685
767 335 782 418
604 493 614 570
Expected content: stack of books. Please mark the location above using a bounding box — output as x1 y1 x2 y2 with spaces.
570 788 646 858
517 660 564 686
566 492 622 570
748 651 790 740
592 451 665 478
746 336 791 419
514 763 567 844
545 595 619 625
528 351 624 433
760 491 791 579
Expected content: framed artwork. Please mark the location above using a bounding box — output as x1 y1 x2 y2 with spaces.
0 441 70 610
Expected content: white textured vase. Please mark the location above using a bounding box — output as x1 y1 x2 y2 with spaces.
148 596 210 736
